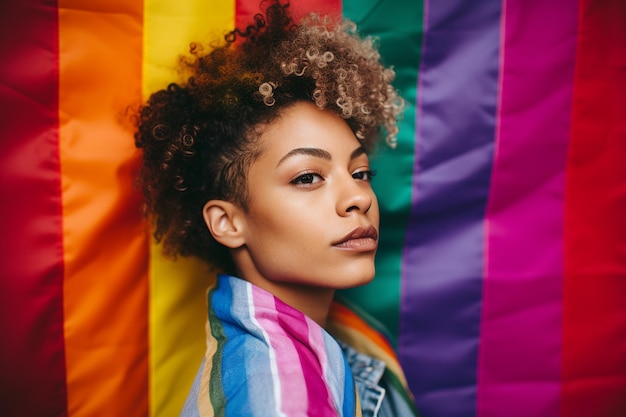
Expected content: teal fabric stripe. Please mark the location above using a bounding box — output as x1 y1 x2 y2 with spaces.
340 0 424 344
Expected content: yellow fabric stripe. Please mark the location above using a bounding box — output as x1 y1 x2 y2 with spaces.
142 1 235 416
143 0 236 97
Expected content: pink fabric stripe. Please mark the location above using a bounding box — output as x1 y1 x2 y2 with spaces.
274 301 336 416
250 287 307 415
480 1 577 416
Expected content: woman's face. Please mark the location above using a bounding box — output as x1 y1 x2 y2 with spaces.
237 101 380 291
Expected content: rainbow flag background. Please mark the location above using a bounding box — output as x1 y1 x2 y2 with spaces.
1 0 625 416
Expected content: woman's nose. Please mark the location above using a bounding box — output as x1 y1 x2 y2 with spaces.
336 175 374 215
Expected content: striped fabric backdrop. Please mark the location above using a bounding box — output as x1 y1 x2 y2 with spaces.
1 0 625 416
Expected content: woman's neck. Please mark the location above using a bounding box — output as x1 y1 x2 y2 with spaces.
260 280 335 327
238 272 335 327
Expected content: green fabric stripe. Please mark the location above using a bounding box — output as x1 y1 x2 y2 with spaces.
208 300 226 417
340 0 424 344
383 368 420 415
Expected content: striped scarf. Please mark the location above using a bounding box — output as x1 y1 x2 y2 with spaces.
182 274 361 416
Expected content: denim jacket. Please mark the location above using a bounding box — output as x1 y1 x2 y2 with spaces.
341 342 417 417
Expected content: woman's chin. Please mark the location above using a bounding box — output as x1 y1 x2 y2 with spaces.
337 267 376 290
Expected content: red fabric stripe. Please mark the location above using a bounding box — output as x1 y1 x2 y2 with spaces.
563 0 626 416
0 1 67 416
235 0 342 29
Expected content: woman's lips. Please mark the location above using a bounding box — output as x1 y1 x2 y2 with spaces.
333 225 378 251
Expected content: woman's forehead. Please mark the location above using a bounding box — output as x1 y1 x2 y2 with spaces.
256 102 361 156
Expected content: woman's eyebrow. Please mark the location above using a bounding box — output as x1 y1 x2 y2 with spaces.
276 147 331 167
350 146 366 160
277 146 367 167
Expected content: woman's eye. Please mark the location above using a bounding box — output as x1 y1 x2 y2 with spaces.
291 172 323 185
352 170 377 181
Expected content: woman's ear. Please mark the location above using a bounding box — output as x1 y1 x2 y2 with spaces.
203 200 246 249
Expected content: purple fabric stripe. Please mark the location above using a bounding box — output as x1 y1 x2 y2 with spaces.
400 1 501 416
479 1 577 416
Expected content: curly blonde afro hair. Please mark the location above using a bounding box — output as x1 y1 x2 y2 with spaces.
134 0 403 272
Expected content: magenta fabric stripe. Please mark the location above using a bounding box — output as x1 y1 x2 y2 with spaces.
479 0 577 416
251 287 306 414
307 318 340 408
275 301 334 416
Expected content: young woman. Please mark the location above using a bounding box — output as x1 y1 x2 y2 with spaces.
135 1 416 416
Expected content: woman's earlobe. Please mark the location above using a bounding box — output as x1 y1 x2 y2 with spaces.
202 200 246 248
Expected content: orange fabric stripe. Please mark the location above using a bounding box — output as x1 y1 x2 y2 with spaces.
58 1 149 416
328 302 408 387
327 303 407 386
329 302 396 357
328 321 407 388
